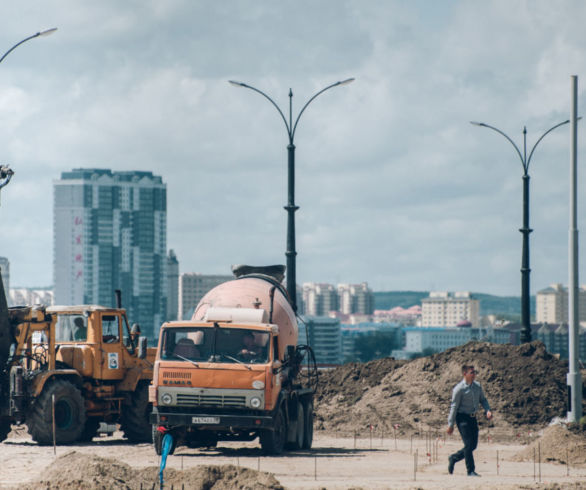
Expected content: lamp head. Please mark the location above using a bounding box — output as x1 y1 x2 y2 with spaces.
470 121 486 127
228 80 246 88
337 78 355 86
38 28 58 37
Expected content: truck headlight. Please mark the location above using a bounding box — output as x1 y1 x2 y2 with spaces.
161 393 173 405
252 380 265 389
250 397 262 409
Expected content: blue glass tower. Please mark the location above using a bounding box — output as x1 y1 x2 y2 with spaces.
54 168 167 340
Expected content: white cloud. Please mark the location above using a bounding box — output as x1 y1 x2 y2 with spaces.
1 0 586 297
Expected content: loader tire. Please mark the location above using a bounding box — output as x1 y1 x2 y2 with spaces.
0 417 11 442
260 407 286 455
120 383 152 443
26 379 86 445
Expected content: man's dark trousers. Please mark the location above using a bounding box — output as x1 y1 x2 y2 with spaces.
450 413 478 474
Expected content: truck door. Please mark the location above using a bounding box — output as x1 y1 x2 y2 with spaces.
97 313 125 381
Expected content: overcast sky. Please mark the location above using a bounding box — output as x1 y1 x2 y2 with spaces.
1 1 586 295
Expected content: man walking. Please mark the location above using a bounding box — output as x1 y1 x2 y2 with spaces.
446 364 492 476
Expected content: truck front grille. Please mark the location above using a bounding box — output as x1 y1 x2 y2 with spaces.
176 393 246 408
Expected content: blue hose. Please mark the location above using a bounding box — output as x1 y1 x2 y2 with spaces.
159 432 173 488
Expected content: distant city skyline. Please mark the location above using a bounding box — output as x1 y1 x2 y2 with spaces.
2 2 586 296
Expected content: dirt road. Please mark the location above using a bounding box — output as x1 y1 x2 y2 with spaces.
1 429 585 489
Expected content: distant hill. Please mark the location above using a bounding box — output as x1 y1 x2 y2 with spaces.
373 291 535 317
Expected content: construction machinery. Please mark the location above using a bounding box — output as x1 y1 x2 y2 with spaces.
0 278 156 445
150 265 317 455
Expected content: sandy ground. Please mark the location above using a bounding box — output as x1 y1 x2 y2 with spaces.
1 429 585 489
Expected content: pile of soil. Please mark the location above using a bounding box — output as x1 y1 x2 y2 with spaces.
314 341 571 435
17 452 284 490
512 423 586 465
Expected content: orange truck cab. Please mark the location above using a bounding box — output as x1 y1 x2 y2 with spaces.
149 266 317 455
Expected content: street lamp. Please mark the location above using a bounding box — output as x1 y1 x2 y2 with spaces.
471 119 571 343
0 28 57 65
229 78 354 311
0 28 58 204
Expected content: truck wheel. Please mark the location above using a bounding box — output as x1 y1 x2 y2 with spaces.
26 379 86 445
302 400 313 449
0 417 11 442
78 417 100 442
120 383 152 443
152 425 176 456
260 407 286 455
286 402 304 450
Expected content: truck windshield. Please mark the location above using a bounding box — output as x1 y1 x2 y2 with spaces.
161 327 270 364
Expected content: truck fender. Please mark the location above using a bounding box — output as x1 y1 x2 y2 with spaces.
31 370 83 397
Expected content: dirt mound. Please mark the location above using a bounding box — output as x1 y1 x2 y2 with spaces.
18 452 283 489
315 341 571 435
512 423 586 465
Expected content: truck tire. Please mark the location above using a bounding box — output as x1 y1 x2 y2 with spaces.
0 417 11 442
78 417 100 442
152 425 176 456
286 401 304 450
120 383 152 443
26 379 86 445
302 400 313 449
260 407 286 455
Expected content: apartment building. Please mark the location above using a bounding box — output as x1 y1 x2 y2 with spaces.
302 282 339 316
300 316 341 365
421 291 479 327
54 168 167 339
536 283 586 324
178 273 233 320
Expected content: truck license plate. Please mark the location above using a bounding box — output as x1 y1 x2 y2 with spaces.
192 416 220 424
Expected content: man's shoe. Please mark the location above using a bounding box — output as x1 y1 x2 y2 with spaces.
448 457 455 474
467 471 481 477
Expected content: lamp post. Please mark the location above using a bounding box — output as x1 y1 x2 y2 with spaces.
229 78 354 311
471 119 571 343
0 28 58 204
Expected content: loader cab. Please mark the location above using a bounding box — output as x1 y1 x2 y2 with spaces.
49 306 139 380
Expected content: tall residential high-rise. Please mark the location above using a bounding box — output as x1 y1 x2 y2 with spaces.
337 283 374 315
166 250 179 321
302 283 339 316
0 257 9 299
54 168 167 339
178 273 233 320
421 291 479 327
536 283 586 324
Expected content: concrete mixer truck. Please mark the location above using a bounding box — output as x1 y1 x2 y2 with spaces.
149 265 317 455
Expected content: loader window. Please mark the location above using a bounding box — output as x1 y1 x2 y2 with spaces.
102 315 120 344
55 315 87 342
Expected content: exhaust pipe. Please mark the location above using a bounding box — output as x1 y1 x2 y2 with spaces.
115 289 122 309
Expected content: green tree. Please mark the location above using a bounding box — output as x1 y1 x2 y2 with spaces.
354 331 399 362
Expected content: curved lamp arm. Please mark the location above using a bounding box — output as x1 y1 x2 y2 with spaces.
526 119 573 167
471 121 525 169
0 28 57 65
291 78 355 140
229 80 291 138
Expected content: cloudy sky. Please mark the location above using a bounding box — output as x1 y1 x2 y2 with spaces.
1 1 586 296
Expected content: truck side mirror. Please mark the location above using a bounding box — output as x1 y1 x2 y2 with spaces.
138 336 148 359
